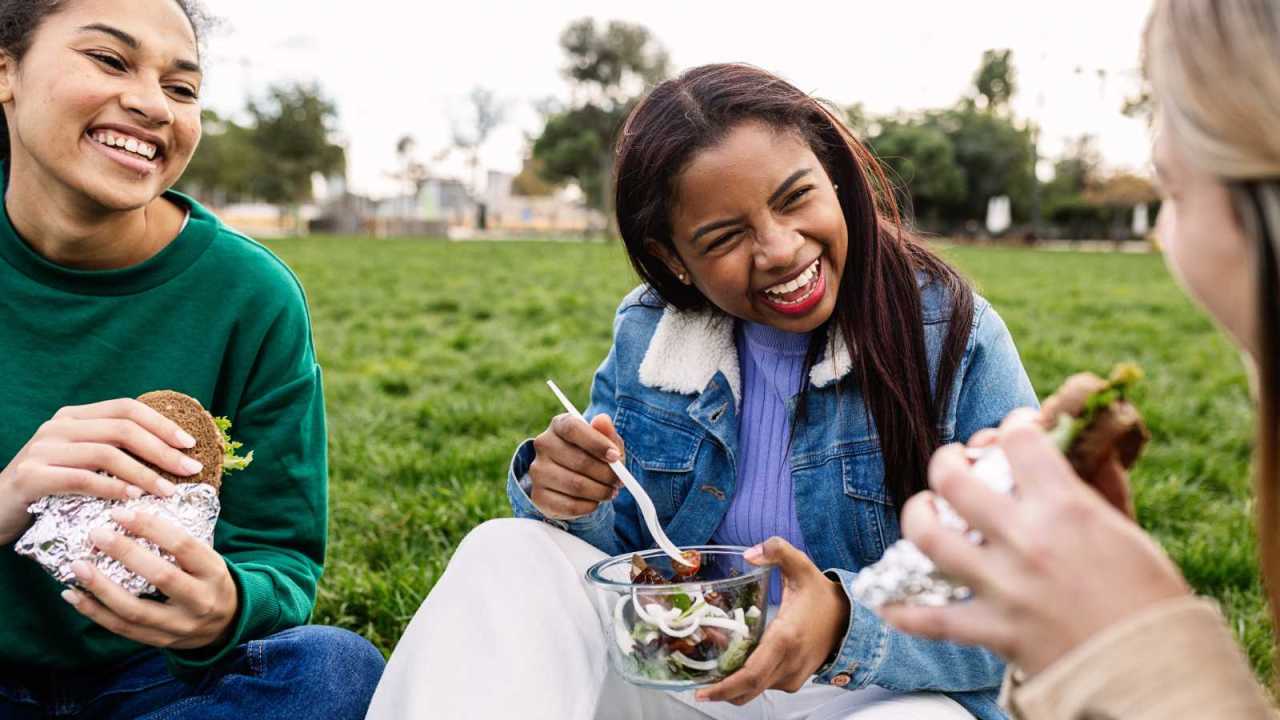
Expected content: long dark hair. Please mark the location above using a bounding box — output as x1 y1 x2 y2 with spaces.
614 63 974 511
0 0 209 162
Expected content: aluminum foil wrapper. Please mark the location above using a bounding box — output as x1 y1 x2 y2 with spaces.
14 484 220 596
852 448 1013 608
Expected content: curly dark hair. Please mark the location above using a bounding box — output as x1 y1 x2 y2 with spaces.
0 0 209 160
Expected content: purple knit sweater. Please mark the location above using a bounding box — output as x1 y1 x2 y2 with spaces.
712 321 811 603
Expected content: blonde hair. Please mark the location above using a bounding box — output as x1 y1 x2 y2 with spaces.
1145 0 1280 659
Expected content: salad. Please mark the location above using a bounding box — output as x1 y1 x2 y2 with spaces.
595 548 770 687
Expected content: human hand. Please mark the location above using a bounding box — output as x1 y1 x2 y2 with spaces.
969 407 1133 518
696 537 849 705
61 507 238 650
529 413 624 519
881 417 1188 676
0 399 203 545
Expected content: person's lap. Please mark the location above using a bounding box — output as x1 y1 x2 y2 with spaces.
0 625 384 720
369 518 970 720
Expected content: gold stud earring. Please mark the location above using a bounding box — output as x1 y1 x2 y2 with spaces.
678 272 687 283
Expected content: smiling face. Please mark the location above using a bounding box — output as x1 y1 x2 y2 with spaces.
652 121 848 332
1153 126 1259 357
0 0 202 212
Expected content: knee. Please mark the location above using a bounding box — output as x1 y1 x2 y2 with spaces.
265 626 386 717
453 517 550 562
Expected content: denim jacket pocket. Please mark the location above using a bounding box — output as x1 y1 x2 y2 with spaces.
615 403 702 520
840 447 902 568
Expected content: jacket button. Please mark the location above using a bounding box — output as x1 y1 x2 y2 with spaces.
831 673 851 687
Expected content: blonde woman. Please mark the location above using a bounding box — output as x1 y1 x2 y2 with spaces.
884 1 1280 717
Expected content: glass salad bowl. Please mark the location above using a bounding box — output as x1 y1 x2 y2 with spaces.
585 546 773 689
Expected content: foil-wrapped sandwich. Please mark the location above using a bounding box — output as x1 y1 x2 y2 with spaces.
853 364 1150 608
15 391 252 596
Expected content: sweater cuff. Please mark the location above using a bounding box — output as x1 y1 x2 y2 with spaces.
165 560 278 671
1004 595 1272 720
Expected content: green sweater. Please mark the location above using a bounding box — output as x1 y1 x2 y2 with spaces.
0 182 327 671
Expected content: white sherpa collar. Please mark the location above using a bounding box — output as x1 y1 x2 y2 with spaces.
637 305 853 407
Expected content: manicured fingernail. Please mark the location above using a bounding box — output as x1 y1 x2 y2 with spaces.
125 485 143 499
606 448 621 463
611 487 620 500
180 457 203 475
71 561 92 580
61 589 81 606
111 508 136 523
744 544 764 562
157 478 177 495
175 430 196 448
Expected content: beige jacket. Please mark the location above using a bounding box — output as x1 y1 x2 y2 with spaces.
1000 596 1275 719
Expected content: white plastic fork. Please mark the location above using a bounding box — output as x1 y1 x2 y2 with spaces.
546 380 693 567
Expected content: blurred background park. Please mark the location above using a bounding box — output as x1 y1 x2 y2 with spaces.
182 1 1270 678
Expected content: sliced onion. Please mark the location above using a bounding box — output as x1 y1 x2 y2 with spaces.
699 616 749 636
671 651 719 671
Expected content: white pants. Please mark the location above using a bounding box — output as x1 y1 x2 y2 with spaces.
366 519 970 720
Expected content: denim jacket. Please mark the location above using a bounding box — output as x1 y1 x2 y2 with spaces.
508 279 1037 720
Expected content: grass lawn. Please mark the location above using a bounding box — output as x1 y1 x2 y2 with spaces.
261 235 1270 678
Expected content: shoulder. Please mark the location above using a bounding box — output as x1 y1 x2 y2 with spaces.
916 271 991 329
611 284 667 336
183 198 311 316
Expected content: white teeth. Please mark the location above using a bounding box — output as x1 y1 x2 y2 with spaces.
763 260 819 297
90 131 158 161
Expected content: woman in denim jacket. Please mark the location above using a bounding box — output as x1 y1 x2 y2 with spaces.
368 64 1036 720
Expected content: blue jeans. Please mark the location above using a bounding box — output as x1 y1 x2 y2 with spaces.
0 626 385 719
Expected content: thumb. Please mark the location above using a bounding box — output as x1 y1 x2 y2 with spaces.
589 414 625 457
745 536 814 581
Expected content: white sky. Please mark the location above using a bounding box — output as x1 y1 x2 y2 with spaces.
197 0 1155 198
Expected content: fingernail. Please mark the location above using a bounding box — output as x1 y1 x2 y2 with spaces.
89 526 113 545
125 485 143 499
180 457 203 475
175 430 196 448
606 448 621 463
61 589 81 606
157 478 177 495
111 508 136 523
611 487 620 500
744 544 764 562
71 561 92 581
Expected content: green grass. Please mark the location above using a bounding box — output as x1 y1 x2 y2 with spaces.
260 236 1270 678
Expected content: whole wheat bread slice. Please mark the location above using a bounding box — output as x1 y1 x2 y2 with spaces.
136 390 223 491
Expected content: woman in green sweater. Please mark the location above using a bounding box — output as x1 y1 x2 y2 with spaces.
0 1 383 717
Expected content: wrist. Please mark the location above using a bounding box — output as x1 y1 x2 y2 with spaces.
823 578 852 664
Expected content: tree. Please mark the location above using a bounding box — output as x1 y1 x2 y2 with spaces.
921 103 1036 224
245 82 346 228
450 86 508 221
865 118 964 228
389 134 429 196
531 18 670 235
974 49 1017 111
178 109 256 204
511 153 556 197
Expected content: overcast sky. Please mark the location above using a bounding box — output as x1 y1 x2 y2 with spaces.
196 1 1155 198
